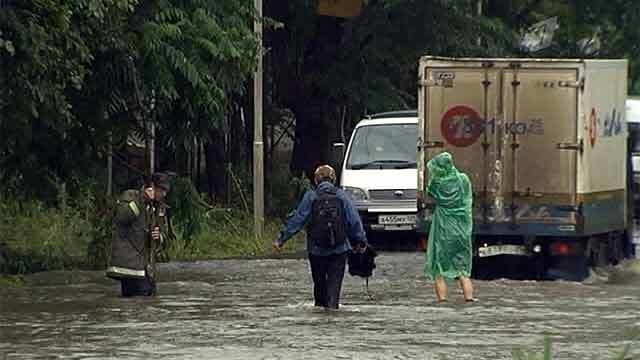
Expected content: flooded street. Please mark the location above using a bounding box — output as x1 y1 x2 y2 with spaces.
1 252 639 359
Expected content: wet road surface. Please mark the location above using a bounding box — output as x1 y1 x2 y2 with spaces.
1 252 639 359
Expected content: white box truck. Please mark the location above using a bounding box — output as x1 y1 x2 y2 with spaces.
417 56 633 280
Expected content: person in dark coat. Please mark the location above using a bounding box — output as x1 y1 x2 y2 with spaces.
106 172 171 296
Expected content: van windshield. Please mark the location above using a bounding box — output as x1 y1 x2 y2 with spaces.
346 123 417 170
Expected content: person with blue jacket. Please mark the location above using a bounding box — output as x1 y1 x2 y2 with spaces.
273 165 368 309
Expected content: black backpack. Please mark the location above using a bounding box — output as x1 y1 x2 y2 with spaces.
308 188 347 248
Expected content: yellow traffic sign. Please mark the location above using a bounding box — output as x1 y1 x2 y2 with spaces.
317 0 363 18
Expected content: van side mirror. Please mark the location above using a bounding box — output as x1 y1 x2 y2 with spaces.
331 142 346 168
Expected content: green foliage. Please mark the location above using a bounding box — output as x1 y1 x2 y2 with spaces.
485 0 640 94
167 177 208 246
135 0 259 168
0 0 259 201
166 175 306 260
4 0 640 201
0 275 26 288
0 1 90 198
84 191 115 270
166 212 305 261
0 192 94 274
0 175 306 274
0 176 114 274
268 172 312 218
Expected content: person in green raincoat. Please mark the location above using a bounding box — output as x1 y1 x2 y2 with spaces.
424 152 476 302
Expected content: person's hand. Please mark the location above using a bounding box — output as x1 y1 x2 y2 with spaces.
151 227 161 241
352 242 367 253
272 240 283 252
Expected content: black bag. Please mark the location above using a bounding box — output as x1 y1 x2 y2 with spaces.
348 245 377 299
308 188 347 248
348 245 377 278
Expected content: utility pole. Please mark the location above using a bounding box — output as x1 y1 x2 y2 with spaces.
253 0 265 240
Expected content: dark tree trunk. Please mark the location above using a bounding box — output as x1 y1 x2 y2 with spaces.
205 128 227 203
289 101 330 180
285 17 346 179
263 0 348 180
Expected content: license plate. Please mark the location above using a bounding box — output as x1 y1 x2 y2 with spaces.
378 214 416 225
383 225 414 231
478 245 529 258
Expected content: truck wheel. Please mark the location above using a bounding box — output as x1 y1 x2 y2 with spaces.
622 229 634 259
610 233 621 265
472 257 494 280
531 254 547 280
587 236 607 268
596 241 609 268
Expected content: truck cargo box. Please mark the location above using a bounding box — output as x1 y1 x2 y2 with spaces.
417 57 628 237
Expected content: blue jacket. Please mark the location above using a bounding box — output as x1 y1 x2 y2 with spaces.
277 181 367 256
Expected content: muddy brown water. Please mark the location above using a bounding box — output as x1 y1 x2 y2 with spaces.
1 253 639 359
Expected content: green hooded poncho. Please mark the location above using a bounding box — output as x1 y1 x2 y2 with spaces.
424 152 473 280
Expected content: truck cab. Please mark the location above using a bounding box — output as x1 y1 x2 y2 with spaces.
336 111 418 234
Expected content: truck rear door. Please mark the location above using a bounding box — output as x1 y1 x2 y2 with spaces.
502 66 579 225
419 61 499 225
419 58 579 227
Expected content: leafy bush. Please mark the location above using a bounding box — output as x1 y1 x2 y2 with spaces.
166 177 208 249
165 175 307 261
166 210 305 261
0 197 91 273
0 175 306 274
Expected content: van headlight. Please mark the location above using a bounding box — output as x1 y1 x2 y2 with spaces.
343 186 368 200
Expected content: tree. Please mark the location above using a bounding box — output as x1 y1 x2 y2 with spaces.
0 0 260 201
265 0 513 178
0 0 136 198
485 0 640 93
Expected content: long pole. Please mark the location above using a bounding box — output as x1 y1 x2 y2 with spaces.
107 132 113 196
150 122 155 174
253 0 265 240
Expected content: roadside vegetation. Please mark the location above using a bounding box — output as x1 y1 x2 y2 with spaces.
0 176 307 274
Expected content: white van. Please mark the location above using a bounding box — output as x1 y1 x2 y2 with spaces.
334 110 418 233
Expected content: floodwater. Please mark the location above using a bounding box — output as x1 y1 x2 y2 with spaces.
1 253 639 359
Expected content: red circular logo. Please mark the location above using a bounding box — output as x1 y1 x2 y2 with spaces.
441 105 483 147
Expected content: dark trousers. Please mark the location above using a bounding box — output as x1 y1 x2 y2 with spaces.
120 278 155 297
308 252 348 309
